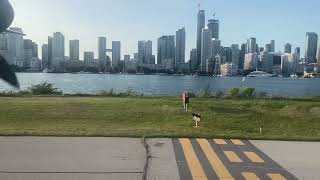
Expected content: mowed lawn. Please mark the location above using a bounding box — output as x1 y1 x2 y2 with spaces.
0 97 319 141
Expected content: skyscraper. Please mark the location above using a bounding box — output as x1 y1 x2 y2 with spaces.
7 27 24 66
197 10 205 68
137 40 153 64
112 41 121 67
41 44 48 63
69 39 79 60
138 41 146 64
190 48 197 71
52 32 65 60
32 42 38 58
146 40 153 64
305 32 318 64
231 44 240 65
48 36 53 68
265 44 272 52
175 27 186 67
211 39 221 57
317 48 320 64
98 37 107 61
52 32 65 69
271 40 275 52
247 37 256 53
207 18 219 40
284 43 292 53
84 51 94 66
157 36 175 65
201 28 212 71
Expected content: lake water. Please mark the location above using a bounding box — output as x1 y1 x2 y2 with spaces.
0 73 319 97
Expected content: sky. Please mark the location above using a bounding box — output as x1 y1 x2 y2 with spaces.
10 0 320 61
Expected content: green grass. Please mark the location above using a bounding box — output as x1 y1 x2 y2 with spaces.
0 97 319 141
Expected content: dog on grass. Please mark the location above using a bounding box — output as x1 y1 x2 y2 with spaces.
192 113 201 127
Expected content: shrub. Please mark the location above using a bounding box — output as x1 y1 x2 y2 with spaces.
28 82 62 95
242 87 255 97
229 88 240 97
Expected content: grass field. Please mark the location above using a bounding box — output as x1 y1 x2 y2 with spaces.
0 97 319 141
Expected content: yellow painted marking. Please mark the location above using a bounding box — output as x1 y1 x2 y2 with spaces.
230 139 245 145
224 151 242 162
242 172 260 180
214 139 227 145
197 139 234 179
244 152 265 163
267 173 286 180
179 138 207 180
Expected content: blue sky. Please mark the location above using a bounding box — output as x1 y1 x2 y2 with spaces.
10 0 320 61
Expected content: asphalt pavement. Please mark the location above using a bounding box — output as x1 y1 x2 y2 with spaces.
0 137 319 180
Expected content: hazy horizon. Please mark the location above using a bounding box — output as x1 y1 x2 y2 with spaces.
10 0 320 61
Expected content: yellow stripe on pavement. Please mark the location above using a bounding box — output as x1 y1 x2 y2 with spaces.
197 139 234 179
242 172 260 180
179 138 207 180
230 139 245 145
244 152 265 163
267 173 286 180
224 151 242 162
214 139 227 145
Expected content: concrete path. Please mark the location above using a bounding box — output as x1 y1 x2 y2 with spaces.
0 137 319 180
0 137 145 180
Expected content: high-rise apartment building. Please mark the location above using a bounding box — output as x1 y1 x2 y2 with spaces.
175 27 186 67
84 51 94 66
207 18 219 40
112 41 121 67
69 39 79 60
247 37 256 53
305 32 318 64
284 43 292 54
197 10 205 68
52 32 65 60
157 36 175 65
98 37 107 61
200 28 212 71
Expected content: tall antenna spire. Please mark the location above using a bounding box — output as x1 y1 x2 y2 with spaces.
197 0 201 10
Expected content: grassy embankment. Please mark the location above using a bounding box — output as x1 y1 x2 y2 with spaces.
0 96 319 141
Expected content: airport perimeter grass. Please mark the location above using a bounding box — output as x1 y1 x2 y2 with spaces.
0 97 319 141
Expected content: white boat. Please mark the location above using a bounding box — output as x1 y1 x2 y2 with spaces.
247 70 275 78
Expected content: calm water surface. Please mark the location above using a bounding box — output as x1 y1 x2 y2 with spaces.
0 73 319 97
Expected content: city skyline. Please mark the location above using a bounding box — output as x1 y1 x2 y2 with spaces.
9 0 320 60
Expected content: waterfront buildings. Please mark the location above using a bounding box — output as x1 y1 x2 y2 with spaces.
305 32 318 64
175 27 186 67
157 36 175 65
69 39 79 60
220 63 238 76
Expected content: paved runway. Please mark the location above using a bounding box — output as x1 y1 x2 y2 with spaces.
0 137 319 180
